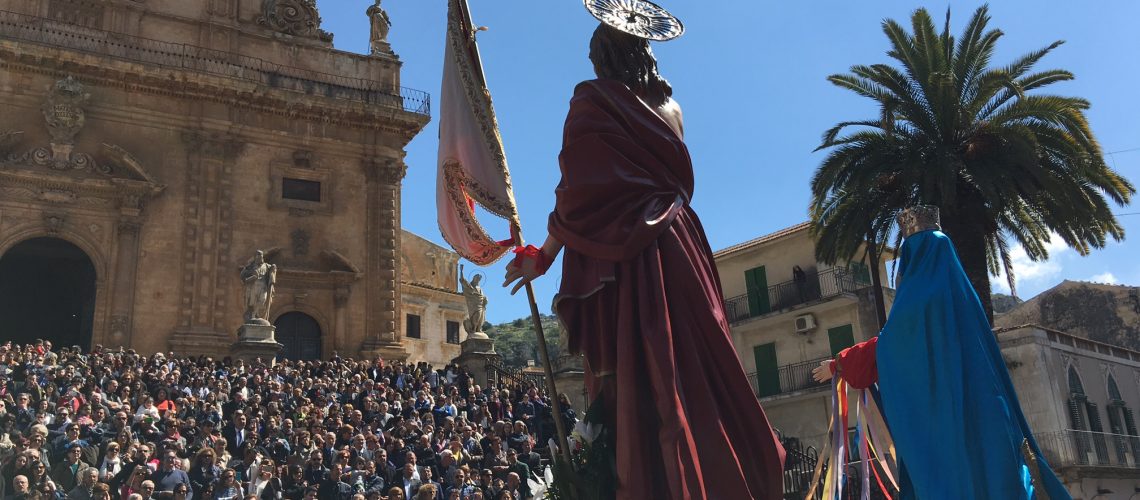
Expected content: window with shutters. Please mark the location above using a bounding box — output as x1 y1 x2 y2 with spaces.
744 266 771 317
847 261 871 285
405 314 421 339
827 325 855 357
1086 400 1110 464
446 321 461 345
752 343 780 398
1067 365 1092 464
1107 375 1139 464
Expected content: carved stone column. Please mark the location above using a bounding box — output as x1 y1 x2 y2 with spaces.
107 218 141 346
333 285 350 354
170 131 244 356
360 158 407 361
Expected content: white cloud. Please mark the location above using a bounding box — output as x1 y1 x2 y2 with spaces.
992 234 1069 294
1090 272 1119 285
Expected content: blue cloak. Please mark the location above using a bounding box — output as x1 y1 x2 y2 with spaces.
876 230 1070 499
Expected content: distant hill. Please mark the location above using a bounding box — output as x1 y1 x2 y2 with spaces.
484 313 564 369
992 293 1024 314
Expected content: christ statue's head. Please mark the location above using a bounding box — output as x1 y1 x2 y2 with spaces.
589 24 672 108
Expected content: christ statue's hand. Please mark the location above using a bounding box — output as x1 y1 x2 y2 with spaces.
812 360 834 383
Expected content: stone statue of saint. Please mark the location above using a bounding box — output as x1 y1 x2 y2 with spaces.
241 250 277 325
367 0 391 54
460 264 488 336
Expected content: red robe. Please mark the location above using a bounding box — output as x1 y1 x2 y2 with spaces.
830 337 879 389
550 79 785 499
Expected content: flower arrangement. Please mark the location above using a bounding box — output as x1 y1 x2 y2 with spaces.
530 397 616 500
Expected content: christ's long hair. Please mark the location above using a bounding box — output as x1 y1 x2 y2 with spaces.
589 24 672 108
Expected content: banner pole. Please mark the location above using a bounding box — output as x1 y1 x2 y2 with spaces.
511 221 574 467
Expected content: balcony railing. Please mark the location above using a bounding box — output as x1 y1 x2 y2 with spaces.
725 268 867 324
0 10 430 116
1034 429 1140 469
747 356 829 399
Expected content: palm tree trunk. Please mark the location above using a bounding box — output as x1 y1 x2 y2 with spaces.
865 230 887 330
940 217 995 324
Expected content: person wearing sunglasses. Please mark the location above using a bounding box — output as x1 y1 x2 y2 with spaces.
213 470 242 500
151 451 190 496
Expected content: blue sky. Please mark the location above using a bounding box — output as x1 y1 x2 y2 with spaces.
317 1 1140 323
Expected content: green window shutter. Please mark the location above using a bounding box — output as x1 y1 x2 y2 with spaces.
744 266 770 316
1122 407 1140 460
753 343 780 398
1087 401 1110 462
827 324 855 357
848 261 871 285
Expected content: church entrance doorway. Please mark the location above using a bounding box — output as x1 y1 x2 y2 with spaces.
0 237 97 350
274 311 322 360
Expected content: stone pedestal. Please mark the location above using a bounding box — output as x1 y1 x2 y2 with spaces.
552 354 588 412
360 342 410 363
231 324 283 365
453 336 500 388
170 327 231 357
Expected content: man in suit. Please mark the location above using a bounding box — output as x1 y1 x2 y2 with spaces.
221 410 247 457
395 462 420 500
317 463 353 500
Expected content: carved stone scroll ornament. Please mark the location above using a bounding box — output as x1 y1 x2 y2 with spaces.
258 0 333 42
42 76 89 145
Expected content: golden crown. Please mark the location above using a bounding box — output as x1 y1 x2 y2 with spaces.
897 205 941 238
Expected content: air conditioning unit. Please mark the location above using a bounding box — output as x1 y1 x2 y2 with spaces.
794 314 817 334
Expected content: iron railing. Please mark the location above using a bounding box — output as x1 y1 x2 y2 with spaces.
781 435 820 499
1034 429 1140 469
778 432 890 500
748 356 830 398
0 10 430 115
725 268 867 323
485 359 546 391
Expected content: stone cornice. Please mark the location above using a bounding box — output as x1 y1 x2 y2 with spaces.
0 165 164 212
0 41 430 142
401 280 462 297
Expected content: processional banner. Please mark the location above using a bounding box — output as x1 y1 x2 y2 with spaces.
436 0 519 265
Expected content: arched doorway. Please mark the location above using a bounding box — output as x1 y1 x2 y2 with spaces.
0 237 97 349
274 311 322 360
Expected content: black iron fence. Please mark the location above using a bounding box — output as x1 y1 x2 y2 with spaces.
778 432 890 500
0 10 430 115
725 268 865 323
748 356 829 398
486 359 546 391
1034 429 1140 469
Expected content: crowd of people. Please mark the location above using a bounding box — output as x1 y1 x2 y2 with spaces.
0 340 576 500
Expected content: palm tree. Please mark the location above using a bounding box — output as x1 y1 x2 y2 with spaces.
810 5 1134 322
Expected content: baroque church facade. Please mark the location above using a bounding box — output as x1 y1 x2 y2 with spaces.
0 0 466 364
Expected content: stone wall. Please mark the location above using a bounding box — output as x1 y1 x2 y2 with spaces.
0 0 434 359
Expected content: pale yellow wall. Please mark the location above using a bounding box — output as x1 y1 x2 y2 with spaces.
400 233 466 367
717 229 820 302
716 227 894 304
732 300 871 375
716 225 894 373
401 285 465 367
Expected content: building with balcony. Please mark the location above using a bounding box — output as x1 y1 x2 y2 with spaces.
714 222 895 445
999 325 1140 498
0 0 477 364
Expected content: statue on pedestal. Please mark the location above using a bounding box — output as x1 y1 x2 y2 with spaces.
460 264 487 338
240 250 277 325
367 0 391 55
